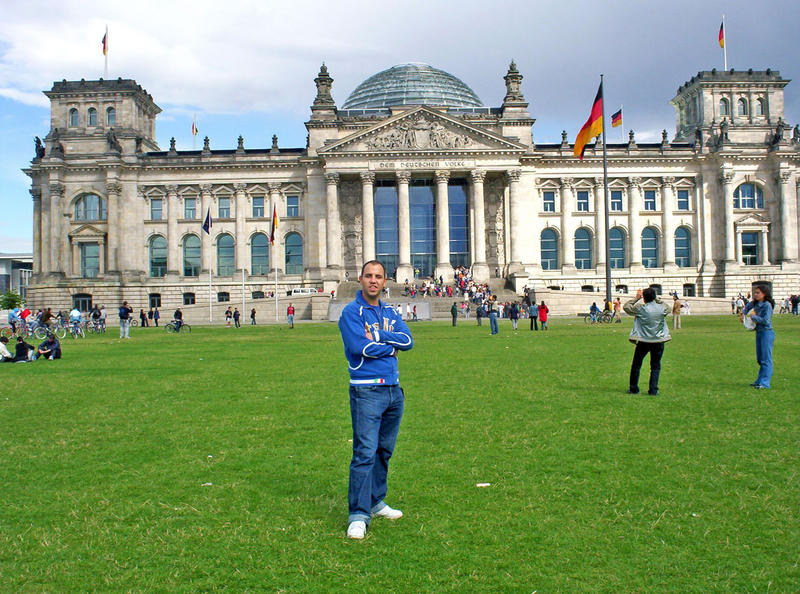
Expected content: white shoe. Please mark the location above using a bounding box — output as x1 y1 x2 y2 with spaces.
373 505 403 520
347 520 367 539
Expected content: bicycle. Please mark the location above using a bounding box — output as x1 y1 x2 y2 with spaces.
32 321 67 340
68 321 85 339
165 320 191 334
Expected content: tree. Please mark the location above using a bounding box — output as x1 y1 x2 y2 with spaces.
1 290 23 310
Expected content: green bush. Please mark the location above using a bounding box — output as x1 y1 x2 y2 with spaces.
0 289 23 310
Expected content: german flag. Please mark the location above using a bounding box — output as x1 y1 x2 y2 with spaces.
270 204 279 245
718 22 724 48
574 82 603 160
611 108 622 128
102 27 108 55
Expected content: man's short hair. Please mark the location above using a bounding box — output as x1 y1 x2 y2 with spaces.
642 287 657 303
360 260 386 277
0 336 7 344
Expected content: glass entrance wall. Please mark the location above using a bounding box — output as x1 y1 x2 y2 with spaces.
374 180 399 278
741 231 760 265
410 179 435 277
448 179 470 268
80 243 100 278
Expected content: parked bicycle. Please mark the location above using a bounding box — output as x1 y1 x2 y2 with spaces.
165 320 191 334
584 311 614 324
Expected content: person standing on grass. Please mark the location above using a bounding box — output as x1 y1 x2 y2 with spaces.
742 284 775 389
451 302 458 326
613 298 622 323
672 295 682 330
251 308 257 325
529 301 539 330
139 309 148 328
624 288 671 396
339 260 414 540
287 303 295 328
119 301 133 339
233 308 241 328
225 307 233 327
509 301 520 331
487 297 499 335
153 308 160 327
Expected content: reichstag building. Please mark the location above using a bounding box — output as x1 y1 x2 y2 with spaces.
24 62 800 310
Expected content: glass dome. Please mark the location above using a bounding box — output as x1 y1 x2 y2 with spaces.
342 63 483 110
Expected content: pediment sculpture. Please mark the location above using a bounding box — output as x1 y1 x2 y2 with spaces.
364 115 474 151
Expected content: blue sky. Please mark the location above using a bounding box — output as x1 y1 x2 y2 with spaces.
1 0 798 252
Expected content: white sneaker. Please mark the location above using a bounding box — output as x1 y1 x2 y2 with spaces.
347 520 367 539
373 505 403 520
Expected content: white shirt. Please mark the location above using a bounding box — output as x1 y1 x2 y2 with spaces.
0 342 12 360
69 308 82 322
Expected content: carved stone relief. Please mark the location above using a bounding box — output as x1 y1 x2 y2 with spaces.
364 114 474 151
338 180 362 269
484 176 506 273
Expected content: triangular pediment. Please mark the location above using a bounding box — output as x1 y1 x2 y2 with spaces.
69 223 106 238
318 106 526 155
735 213 770 226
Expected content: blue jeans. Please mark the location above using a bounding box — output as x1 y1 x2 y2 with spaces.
348 385 404 524
489 312 499 335
755 329 774 388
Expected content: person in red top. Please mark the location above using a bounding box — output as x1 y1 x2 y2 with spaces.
20 307 31 321
287 303 295 328
538 301 549 330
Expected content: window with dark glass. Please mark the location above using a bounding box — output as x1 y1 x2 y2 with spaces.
543 191 556 212
741 232 760 265
217 292 230 303
106 107 116 126
149 293 161 308
644 190 657 211
251 233 270 274
448 180 470 268
184 197 197 219
217 234 235 275
610 190 623 212
183 292 196 305
75 194 107 221
615 284 629 294
69 108 79 127
73 293 93 312
88 107 97 126
252 291 265 300
675 227 692 267
737 98 748 116
677 189 690 210
150 198 163 220
410 179 435 277
374 180 399 278
642 227 660 268
80 243 100 278
683 283 696 297
252 196 264 218
285 232 303 275
286 195 299 217
719 98 730 116
733 183 764 209
577 190 589 212
649 284 662 295
609 227 626 269
574 228 593 269
581 285 594 292
218 197 231 218
541 229 558 270
149 236 167 277
183 235 201 276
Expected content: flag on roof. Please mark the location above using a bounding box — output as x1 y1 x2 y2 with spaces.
102 27 108 56
718 22 725 48
611 108 622 128
573 82 603 160
191 116 198 137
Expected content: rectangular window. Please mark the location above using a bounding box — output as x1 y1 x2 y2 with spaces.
741 232 760 265
677 189 690 210
644 190 657 211
148 293 161 308
543 191 556 212
610 190 623 212
286 195 299 217
80 243 100 278
217 292 230 303
374 181 399 279
252 196 265 218
577 190 589 212
448 181 470 268
218 197 231 218
150 198 163 220
184 197 197 219
183 292 196 305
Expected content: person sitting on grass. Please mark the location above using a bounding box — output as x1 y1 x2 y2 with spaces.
624 288 671 396
0 336 13 362
14 336 35 362
35 333 62 360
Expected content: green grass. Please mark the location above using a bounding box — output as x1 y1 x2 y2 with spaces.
2 316 798 592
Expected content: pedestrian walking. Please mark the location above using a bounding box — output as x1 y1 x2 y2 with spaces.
118 301 133 339
742 283 775 389
476 302 483 326
539 301 549 330
624 288 671 396
509 301 520 331
672 295 682 329
251 308 256 325
233 308 241 328
451 302 458 326
287 303 295 328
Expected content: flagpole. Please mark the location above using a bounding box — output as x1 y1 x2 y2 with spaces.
208 268 213 323
242 268 246 323
600 74 612 306
723 15 728 71
620 104 625 143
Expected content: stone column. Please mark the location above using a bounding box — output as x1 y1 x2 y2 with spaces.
234 182 248 273
200 184 213 273
268 182 283 272
720 169 736 263
593 177 606 268
166 184 180 275
506 169 523 273
735 230 742 263
104 183 119 273
325 173 342 276
40 186 51 275
662 177 676 267
560 178 576 270
628 177 643 267
470 170 489 281
98 237 106 276
434 170 451 281
31 189 42 275
777 170 797 263
395 171 413 282
49 182 65 275
360 172 376 264
760 229 770 264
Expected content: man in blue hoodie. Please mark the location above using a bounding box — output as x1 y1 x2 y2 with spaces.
339 260 414 540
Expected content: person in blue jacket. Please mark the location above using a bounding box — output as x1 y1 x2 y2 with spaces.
742 283 775 389
338 260 414 540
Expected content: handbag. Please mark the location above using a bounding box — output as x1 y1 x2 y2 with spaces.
742 316 756 331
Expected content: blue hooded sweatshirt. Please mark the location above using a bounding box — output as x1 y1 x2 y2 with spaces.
338 291 414 385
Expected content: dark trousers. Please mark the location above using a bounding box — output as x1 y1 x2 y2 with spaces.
629 341 665 394
530 316 538 330
451 315 457 326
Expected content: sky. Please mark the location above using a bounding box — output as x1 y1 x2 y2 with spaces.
1 0 799 253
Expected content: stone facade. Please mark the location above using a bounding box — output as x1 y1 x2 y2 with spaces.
23 66 800 311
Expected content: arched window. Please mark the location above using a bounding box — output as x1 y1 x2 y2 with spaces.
755 98 766 116
251 233 270 275
609 227 627 269
216 234 235 276
69 108 79 127
106 107 116 126
574 228 593 270
733 183 764 209
675 227 692 267
719 98 730 116
149 236 167 277
285 232 303 275
182 235 201 277
642 227 660 268
87 107 97 126
737 98 748 116
74 194 107 221
540 229 559 270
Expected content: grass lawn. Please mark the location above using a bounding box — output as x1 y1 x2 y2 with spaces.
1 315 798 592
